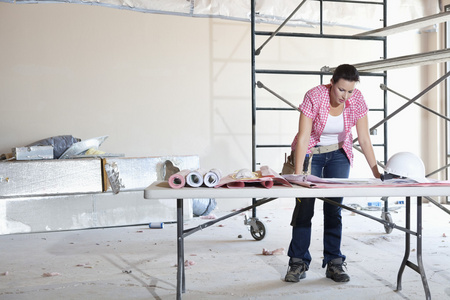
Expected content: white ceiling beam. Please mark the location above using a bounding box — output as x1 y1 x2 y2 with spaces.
354 11 450 37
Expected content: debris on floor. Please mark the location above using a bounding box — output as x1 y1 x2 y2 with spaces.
185 260 196 267
42 272 61 277
200 214 217 219
262 247 285 255
173 260 196 268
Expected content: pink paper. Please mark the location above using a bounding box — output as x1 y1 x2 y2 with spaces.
168 169 191 189
283 174 450 188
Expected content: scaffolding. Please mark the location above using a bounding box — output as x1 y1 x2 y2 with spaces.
249 3 450 299
251 0 450 196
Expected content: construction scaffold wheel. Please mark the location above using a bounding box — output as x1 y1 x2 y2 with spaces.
381 211 393 234
245 215 266 240
250 220 266 240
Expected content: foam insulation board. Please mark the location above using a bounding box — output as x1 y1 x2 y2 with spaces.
102 155 200 192
0 191 192 234
0 159 103 198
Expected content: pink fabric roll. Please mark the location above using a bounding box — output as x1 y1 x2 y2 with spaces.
168 169 191 189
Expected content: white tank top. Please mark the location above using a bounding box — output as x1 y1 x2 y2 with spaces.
317 112 345 146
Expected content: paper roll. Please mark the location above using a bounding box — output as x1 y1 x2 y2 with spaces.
186 168 206 188
204 169 222 187
259 179 274 189
168 169 190 189
225 181 246 188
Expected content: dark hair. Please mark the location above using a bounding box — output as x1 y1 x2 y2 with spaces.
332 64 360 83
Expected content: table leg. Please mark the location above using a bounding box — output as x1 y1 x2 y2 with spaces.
396 196 410 291
396 196 431 300
177 198 185 300
416 197 431 300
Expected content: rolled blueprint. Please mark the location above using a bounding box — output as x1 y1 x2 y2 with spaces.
186 168 207 188
203 168 222 187
259 178 274 189
222 178 274 189
168 169 190 189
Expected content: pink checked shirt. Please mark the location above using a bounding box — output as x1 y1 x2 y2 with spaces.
291 84 368 166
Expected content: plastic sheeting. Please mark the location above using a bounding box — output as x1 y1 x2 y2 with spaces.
1 0 429 30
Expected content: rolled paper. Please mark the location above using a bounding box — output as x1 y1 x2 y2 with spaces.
259 178 274 189
226 181 246 188
186 168 207 188
204 168 222 187
168 169 190 189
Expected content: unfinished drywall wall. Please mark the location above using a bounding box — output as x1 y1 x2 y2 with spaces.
0 4 223 163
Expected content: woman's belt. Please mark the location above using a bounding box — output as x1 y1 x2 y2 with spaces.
310 142 344 155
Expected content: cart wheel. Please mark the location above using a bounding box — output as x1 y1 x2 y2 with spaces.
250 220 266 241
382 211 393 234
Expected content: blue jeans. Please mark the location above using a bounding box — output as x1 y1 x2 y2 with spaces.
287 148 350 268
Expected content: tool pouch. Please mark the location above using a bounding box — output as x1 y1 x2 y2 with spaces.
281 152 295 175
281 151 312 175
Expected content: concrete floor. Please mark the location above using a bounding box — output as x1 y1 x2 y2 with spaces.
0 198 449 300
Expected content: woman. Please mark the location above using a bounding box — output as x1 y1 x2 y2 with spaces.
285 64 381 283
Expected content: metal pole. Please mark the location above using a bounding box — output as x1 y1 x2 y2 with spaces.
426 162 450 177
354 70 450 143
318 197 416 235
251 0 257 218
417 197 432 300
396 196 411 292
176 198 184 299
381 84 450 122
424 196 450 215
251 0 256 173
353 144 386 169
383 0 388 164
255 0 308 55
256 81 300 110
319 0 323 35
371 71 450 131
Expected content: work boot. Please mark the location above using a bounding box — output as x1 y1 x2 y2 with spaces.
285 259 308 282
326 258 350 282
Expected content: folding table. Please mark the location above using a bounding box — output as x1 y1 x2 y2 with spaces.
144 181 450 300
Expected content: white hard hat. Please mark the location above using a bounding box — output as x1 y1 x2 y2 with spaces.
384 152 428 183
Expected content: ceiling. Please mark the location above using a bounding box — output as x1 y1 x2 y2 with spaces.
1 0 430 30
